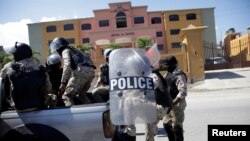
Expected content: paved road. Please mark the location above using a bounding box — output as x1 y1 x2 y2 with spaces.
89 67 250 141
135 87 250 141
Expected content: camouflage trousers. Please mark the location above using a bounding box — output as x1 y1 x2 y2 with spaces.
145 105 169 141
62 66 95 106
91 85 109 102
163 99 187 127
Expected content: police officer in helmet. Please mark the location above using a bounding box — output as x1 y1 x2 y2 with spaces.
92 48 113 102
161 55 187 141
46 53 65 106
49 37 96 106
0 42 54 111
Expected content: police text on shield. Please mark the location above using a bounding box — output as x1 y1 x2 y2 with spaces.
110 76 154 91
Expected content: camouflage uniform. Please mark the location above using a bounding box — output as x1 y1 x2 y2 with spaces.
145 72 169 141
163 67 187 127
163 67 187 141
0 58 54 110
61 48 95 106
91 62 110 102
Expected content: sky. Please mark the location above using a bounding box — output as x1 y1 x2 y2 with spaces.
0 0 249 47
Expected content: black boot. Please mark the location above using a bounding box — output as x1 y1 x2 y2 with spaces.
112 125 136 141
173 126 184 141
163 124 175 141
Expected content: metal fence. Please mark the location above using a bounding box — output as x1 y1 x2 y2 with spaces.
203 37 250 70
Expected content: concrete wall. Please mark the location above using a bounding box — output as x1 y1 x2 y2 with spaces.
28 23 44 64
200 8 217 45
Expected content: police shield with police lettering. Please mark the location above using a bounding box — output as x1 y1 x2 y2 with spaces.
109 48 157 125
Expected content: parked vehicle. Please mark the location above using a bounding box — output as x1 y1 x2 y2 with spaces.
205 57 227 64
0 78 113 141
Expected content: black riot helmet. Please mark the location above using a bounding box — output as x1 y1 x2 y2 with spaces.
47 53 62 66
3 42 33 62
163 55 178 72
49 37 69 54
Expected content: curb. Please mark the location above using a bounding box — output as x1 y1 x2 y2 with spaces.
188 86 250 92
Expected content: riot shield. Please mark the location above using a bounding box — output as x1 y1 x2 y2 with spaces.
145 43 160 67
109 48 157 125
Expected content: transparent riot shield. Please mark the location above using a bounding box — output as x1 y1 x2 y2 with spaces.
109 48 157 125
145 43 160 67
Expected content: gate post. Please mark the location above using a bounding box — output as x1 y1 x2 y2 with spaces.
181 24 207 83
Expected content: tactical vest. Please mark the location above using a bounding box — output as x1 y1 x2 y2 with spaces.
68 47 96 70
165 70 187 99
48 68 63 91
8 63 47 110
100 63 109 85
153 70 173 107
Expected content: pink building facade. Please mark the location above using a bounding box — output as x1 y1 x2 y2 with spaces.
79 2 166 65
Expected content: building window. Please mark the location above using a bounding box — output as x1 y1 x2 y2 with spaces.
156 31 163 37
151 17 161 24
46 26 56 32
64 24 74 31
134 17 144 24
116 11 127 28
81 23 92 30
82 38 90 44
169 14 179 21
186 13 196 20
170 29 180 35
66 38 75 44
157 44 164 51
99 20 109 27
171 42 181 48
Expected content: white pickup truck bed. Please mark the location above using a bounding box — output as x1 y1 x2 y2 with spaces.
0 73 114 141
0 102 112 141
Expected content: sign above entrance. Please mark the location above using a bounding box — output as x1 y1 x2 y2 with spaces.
115 37 132 44
111 32 134 37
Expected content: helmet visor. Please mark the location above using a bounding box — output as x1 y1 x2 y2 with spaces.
49 42 61 53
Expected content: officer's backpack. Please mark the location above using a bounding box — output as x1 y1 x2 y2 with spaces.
8 63 47 110
153 70 173 107
68 47 96 70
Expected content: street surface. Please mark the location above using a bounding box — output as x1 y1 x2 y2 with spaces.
135 87 250 141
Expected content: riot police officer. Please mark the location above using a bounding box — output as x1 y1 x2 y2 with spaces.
0 42 54 111
162 55 187 141
46 53 64 106
92 48 112 102
145 67 173 141
49 37 96 106
47 53 63 93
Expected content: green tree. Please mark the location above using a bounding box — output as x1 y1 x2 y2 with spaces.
32 51 41 63
106 41 120 49
0 52 13 68
136 37 152 49
77 43 94 53
0 51 41 69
